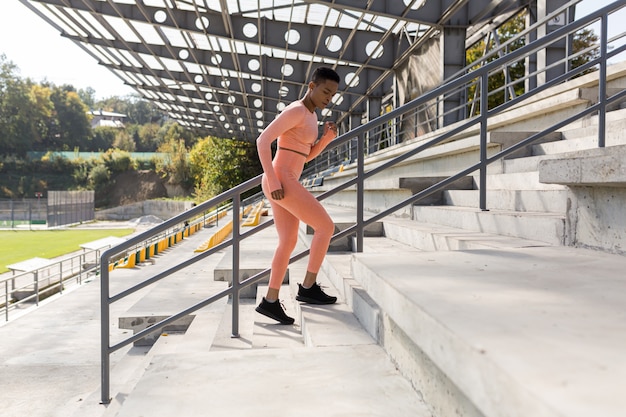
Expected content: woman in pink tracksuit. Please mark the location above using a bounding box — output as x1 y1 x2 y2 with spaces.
255 67 340 324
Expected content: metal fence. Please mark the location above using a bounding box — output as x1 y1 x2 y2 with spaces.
47 191 95 227
0 199 47 228
1 191 95 228
1 248 103 322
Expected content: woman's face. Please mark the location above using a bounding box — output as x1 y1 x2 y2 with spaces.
309 79 339 109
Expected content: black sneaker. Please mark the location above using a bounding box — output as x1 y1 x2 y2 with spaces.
296 283 337 305
255 297 295 325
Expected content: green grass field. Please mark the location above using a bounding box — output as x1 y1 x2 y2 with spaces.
0 229 134 274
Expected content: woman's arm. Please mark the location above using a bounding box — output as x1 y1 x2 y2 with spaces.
306 121 337 162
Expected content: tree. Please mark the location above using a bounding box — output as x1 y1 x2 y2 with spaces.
466 12 527 114
47 85 92 150
90 126 117 151
126 98 163 125
0 55 44 155
571 28 600 76
136 123 161 151
77 87 96 109
189 136 262 202
28 84 54 149
113 130 136 152
156 137 193 190
466 11 601 115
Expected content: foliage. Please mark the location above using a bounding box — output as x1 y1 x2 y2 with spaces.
0 55 45 155
101 149 136 173
0 153 86 198
136 123 162 151
466 12 527 115
93 95 163 125
466 11 601 115
189 136 262 203
157 121 198 148
156 137 192 189
90 126 117 151
571 28 600 76
87 163 111 188
113 130 136 152
46 85 93 150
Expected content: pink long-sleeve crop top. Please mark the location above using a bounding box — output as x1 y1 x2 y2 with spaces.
256 100 335 192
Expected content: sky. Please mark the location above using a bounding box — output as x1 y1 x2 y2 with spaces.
0 0 621 102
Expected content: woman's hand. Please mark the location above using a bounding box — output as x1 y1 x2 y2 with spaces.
323 121 338 138
270 188 285 200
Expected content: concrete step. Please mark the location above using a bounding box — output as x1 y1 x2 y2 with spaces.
558 107 626 140
107 232 428 417
285 257 376 348
314 187 414 217
253 285 304 349
344 245 626 417
411 205 566 245
532 109 626 155
443 189 568 213
503 141 626 173
476 171 566 191
381 216 552 251
113 343 431 417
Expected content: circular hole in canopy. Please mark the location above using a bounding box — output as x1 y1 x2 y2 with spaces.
325 34 342 52
403 0 425 10
281 64 294 77
365 41 384 59
248 59 260 72
154 10 167 23
243 23 257 38
285 29 300 45
195 16 209 29
345 72 360 88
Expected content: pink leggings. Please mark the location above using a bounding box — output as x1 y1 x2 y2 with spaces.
262 149 335 290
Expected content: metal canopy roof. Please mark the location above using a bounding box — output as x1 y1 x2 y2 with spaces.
20 0 525 140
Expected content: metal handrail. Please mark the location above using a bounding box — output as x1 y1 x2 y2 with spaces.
1 249 102 322
301 0 623 177
99 0 626 404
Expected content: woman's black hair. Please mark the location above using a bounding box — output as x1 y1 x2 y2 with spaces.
311 67 340 84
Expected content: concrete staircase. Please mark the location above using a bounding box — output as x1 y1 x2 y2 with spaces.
292 63 626 417
45 219 426 417
3 64 626 417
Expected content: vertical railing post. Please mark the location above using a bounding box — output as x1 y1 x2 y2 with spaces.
100 255 111 404
479 72 489 211
59 262 63 294
4 281 8 322
598 12 608 148
231 196 241 338
356 133 365 253
33 271 39 306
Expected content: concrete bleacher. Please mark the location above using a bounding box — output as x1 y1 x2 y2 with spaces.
2 63 626 417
